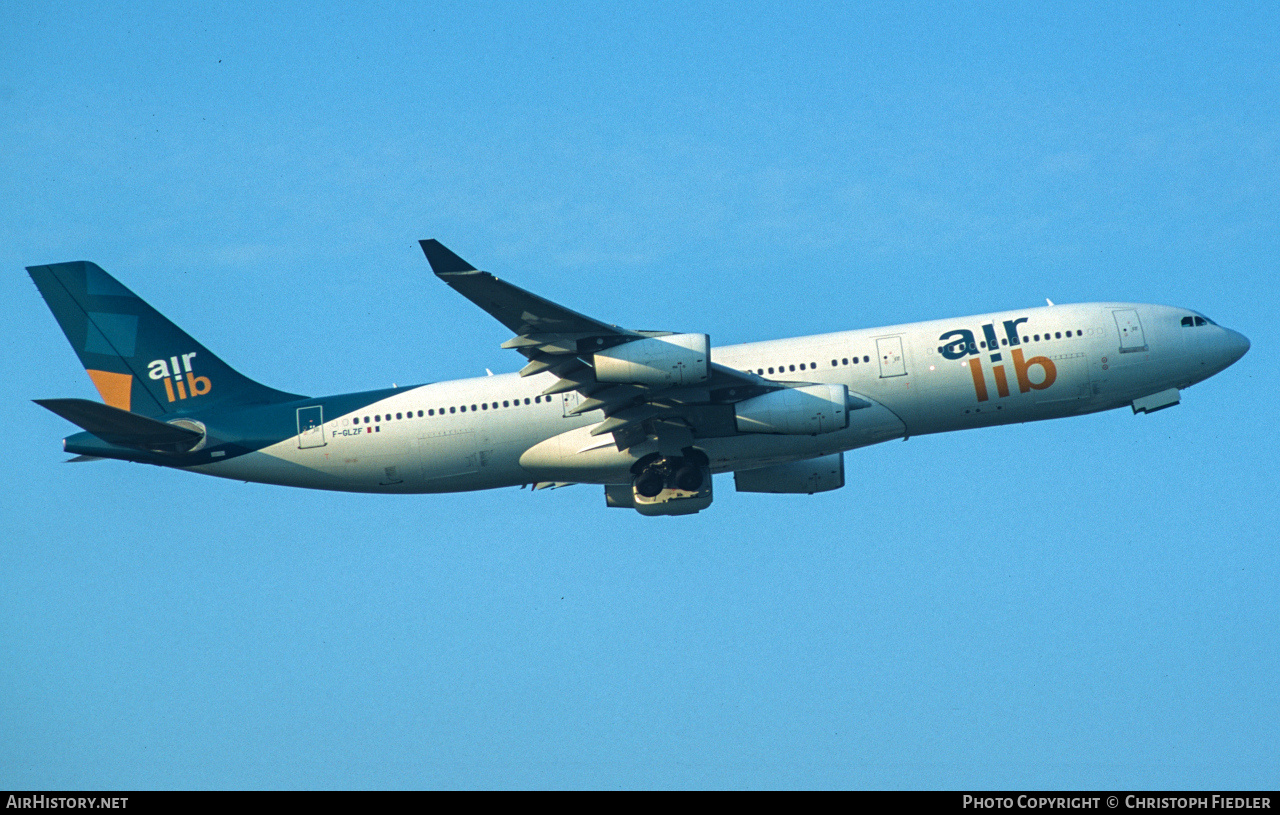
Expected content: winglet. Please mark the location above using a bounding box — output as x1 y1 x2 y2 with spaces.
419 240 477 275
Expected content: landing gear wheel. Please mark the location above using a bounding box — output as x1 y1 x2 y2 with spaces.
634 470 665 498
673 465 704 492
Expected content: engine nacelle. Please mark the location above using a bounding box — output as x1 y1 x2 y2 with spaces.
734 453 845 494
734 384 850 435
593 333 710 388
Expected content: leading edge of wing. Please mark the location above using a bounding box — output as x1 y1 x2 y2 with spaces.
419 239 636 339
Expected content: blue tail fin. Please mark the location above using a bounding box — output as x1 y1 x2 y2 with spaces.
29 261 305 418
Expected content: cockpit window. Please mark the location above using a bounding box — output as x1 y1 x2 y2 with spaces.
1182 314 1215 328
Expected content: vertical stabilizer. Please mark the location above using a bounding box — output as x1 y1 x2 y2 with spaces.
29 261 304 418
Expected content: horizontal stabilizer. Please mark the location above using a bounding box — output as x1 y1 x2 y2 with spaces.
35 398 203 448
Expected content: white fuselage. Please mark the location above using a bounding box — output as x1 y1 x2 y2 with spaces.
190 302 1247 493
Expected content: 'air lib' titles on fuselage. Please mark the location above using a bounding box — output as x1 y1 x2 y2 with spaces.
937 317 1055 402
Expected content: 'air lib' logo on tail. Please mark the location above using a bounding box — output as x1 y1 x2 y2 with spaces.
147 352 212 402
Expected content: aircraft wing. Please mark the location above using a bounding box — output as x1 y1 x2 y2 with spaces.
420 240 786 451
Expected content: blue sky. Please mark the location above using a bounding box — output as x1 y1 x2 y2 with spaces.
3 2 1277 789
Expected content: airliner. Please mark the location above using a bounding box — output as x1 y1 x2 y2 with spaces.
30 240 1249 515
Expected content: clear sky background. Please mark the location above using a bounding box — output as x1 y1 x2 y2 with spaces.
3 2 1277 790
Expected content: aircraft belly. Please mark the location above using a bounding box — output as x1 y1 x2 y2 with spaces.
188 449 363 491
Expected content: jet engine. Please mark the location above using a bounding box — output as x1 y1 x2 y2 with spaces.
734 453 845 494
593 333 710 388
734 384 850 435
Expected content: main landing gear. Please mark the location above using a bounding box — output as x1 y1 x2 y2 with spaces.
607 450 713 516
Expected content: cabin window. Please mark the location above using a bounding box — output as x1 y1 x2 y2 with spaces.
799 363 806 371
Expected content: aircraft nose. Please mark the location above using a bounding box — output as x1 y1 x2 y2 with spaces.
1223 328 1250 366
